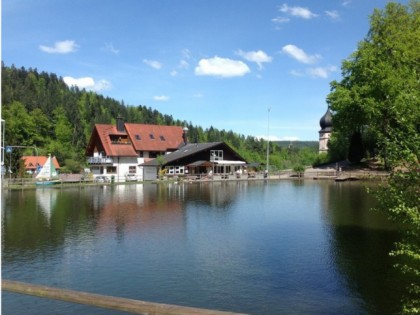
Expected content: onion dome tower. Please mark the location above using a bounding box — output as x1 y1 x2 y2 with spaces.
319 107 332 153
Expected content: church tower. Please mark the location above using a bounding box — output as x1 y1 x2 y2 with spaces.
319 107 332 153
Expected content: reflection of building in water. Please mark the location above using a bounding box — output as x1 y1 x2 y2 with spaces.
95 184 186 240
36 188 58 223
93 182 248 239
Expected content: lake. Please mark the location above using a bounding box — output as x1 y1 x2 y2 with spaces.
1 180 407 314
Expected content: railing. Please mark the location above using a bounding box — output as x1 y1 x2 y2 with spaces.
2 280 248 315
87 156 114 164
179 170 389 182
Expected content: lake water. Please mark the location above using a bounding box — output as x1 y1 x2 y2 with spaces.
1 180 407 314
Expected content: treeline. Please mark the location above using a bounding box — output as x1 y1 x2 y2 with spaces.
1 63 319 174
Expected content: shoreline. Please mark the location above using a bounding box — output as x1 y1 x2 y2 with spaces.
1 168 389 190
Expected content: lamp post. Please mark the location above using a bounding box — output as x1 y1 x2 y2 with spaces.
4 145 38 178
266 107 271 177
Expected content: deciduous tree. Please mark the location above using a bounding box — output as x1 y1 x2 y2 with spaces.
328 2 419 312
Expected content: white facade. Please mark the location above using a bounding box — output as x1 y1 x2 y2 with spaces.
89 152 146 182
319 131 331 153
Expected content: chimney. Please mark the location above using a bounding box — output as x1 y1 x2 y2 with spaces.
116 117 125 132
182 127 189 145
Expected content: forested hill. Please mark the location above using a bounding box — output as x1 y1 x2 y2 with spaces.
1 63 319 173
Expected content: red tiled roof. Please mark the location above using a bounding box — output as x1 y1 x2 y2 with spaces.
91 124 138 157
124 124 184 152
21 156 60 170
86 123 185 157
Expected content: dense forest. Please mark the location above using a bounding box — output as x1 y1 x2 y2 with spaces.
1 62 320 175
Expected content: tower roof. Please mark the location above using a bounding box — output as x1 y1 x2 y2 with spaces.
319 107 332 131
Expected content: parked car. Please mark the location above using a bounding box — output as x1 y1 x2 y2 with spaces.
125 174 137 182
95 176 110 183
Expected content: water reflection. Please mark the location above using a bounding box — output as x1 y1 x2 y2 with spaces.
36 188 58 223
321 182 405 315
1 181 408 314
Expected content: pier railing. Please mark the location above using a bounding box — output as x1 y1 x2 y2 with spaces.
2 280 248 315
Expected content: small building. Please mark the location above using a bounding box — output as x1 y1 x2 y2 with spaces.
141 142 247 181
21 156 60 174
85 117 187 182
319 107 333 153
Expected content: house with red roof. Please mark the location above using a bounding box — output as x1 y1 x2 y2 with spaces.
21 156 60 175
85 118 187 182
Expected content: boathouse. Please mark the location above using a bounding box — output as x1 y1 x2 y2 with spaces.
141 142 247 181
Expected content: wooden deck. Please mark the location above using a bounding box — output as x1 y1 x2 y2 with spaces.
3 280 249 315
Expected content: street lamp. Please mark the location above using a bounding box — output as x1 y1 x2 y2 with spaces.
266 107 271 177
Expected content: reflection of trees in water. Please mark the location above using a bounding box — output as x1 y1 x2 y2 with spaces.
2 188 95 260
184 181 245 209
323 182 405 315
183 181 276 216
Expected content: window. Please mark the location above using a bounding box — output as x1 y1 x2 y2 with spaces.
135 134 141 140
129 166 136 174
165 165 185 175
106 166 117 174
210 150 223 161
149 133 155 140
160 135 165 141
166 166 175 174
110 135 131 144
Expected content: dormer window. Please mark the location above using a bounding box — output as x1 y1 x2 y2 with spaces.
110 135 131 144
149 134 155 140
160 135 166 141
135 134 141 140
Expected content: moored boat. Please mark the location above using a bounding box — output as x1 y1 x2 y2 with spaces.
35 154 60 186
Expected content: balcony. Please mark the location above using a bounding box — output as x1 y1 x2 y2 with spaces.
87 156 114 165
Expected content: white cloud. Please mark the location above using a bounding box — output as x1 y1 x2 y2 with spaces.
182 48 191 59
272 16 290 24
63 76 111 91
281 136 300 141
236 49 272 69
282 44 321 64
39 40 79 54
289 69 304 77
179 59 189 69
257 135 299 141
307 66 337 78
171 49 191 76
288 66 337 79
342 1 352 7
154 95 170 101
94 79 112 91
143 59 162 69
325 10 340 20
279 4 318 19
104 43 119 55
195 56 250 78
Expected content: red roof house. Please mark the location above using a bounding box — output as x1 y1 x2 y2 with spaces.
85 118 187 182
21 156 60 173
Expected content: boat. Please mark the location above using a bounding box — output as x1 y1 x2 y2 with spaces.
35 154 60 186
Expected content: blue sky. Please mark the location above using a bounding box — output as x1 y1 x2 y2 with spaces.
2 0 407 141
